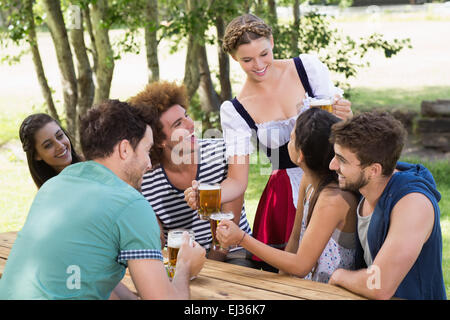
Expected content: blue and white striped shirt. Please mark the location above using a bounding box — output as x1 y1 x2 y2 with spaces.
141 139 252 250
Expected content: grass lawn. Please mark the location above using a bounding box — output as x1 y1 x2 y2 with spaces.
0 149 36 232
349 86 450 113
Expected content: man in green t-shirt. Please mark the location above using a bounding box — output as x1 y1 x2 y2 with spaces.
0 100 205 300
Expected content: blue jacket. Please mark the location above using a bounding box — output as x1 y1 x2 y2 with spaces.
355 162 447 300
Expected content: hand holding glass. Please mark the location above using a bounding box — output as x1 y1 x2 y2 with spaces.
198 183 221 220
210 212 234 252
309 97 333 113
167 229 195 279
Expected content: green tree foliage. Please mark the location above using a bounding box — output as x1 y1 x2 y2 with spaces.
261 3 412 92
0 0 411 130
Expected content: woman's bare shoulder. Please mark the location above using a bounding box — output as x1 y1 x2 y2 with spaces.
318 184 359 210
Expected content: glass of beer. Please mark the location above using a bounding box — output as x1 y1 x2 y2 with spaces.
210 211 234 252
167 229 195 279
198 183 221 220
309 97 333 113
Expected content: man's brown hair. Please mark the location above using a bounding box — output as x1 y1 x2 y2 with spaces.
80 99 147 160
128 81 189 167
330 111 407 176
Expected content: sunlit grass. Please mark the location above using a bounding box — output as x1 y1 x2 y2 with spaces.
348 86 450 113
0 146 36 233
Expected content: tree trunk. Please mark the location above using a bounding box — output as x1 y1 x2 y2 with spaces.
24 0 58 122
0 8 7 28
268 0 277 22
243 0 251 14
83 6 98 76
198 45 221 112
68 11 95 122
145 0 159 83
183 0 200 100
255 0 264 16
42 0 78 135
291 0 300 57
90 0 114 104
267 0 278 32
183 0 220 111
183 34 201 100
215 15 232 102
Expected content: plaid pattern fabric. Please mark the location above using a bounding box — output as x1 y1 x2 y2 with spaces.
117 249 163 263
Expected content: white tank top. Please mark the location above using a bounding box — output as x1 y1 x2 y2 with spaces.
299 184 356 283
356 197 374 267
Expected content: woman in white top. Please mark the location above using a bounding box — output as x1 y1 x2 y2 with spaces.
217 107 358 282
185 14 353 271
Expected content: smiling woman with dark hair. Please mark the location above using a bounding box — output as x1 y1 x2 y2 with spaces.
217 108 358 283
19 113 82 188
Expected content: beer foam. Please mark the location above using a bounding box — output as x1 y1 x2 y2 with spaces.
198 184 221 191
309 98 332 106
168 237 183 248
210 212 234 221
168 230 195 248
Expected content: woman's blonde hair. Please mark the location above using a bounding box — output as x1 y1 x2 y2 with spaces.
222 14 272 54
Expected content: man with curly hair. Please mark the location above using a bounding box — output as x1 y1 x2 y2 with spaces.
129 81 255 267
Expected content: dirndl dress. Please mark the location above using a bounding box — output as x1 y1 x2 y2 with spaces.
220 54 344 265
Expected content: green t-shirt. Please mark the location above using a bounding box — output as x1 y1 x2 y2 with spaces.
0 161 162 300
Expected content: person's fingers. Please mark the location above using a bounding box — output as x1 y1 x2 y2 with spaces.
333 98 352 120
218 219 231 228
183 188 191 204
182 231 190 244
183 187 199 209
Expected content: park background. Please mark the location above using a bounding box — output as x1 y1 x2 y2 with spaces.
0 0 449 297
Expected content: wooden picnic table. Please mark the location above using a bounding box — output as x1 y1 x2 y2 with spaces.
0 231 365 300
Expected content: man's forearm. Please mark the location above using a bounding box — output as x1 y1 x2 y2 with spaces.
329 267 391 300
171 261 191 300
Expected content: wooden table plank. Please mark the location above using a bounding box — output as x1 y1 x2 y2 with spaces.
190 276 302 300
160 249 362 299
200 266 355 300
0 258 6 279
122 264 303 300
0 245 12 260
0 232 18 246
0 231 366 300
121 273 302 300
204 259 365 300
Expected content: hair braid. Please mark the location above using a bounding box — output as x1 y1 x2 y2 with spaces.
222 14 272 54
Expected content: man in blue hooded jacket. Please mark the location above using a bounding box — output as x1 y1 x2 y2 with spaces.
327 111 446 300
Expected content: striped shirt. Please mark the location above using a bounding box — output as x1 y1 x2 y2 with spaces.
141 139 252 250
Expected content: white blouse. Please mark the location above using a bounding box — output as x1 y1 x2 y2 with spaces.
220 53 343 159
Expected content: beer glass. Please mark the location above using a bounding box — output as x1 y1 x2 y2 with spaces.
210 211 234 252
309 97 333 113
198 183 221 220
167 229 195 279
